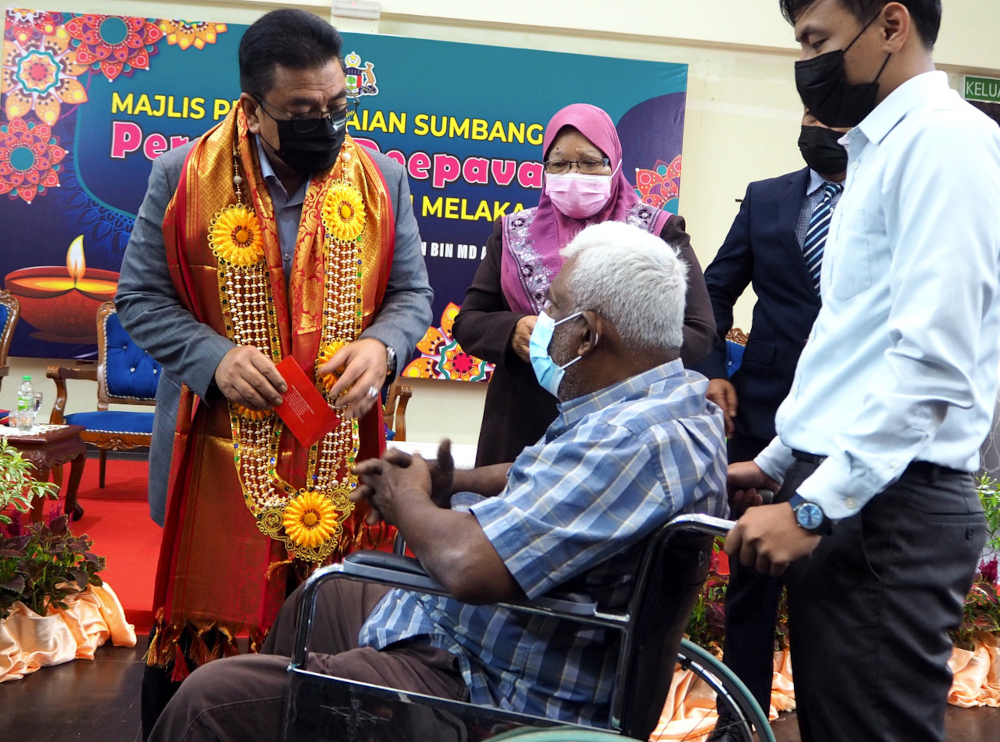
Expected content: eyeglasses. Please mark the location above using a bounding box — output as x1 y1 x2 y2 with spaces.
254 95 360 133
543 157 611 175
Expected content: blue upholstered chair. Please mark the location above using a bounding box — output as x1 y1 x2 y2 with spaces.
48 301 160 487
726 327 748 378
0 290 20 394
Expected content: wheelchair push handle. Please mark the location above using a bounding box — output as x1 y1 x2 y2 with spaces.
663 513 735 538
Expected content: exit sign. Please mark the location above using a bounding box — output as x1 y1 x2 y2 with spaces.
964 76 1000 103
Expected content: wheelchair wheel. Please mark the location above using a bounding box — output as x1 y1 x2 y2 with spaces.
673 639 776 742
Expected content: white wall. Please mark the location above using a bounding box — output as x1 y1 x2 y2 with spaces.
3 0 998 443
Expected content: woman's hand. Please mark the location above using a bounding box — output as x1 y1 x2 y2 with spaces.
511 315 537 363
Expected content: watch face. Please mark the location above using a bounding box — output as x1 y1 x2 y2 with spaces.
796 502 825 530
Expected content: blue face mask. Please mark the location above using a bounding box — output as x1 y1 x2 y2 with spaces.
529 311 585 397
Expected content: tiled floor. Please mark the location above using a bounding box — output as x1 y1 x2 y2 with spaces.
1 641 998 741
771 707 1000 742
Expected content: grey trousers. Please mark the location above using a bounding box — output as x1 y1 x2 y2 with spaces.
148 580 469 742
781 459 985 742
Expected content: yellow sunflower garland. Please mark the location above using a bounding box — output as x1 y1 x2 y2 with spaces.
316 340 348 393
209 204 264 267
322 182 366 242
232 403 272 421
283 490 340 550
212 144 370 565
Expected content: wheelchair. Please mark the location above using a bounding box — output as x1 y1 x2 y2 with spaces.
282 513 774 742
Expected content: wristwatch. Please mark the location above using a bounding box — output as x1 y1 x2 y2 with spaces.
385 345 396 378
788 494 832 535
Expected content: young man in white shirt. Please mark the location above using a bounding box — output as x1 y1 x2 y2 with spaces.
725 1 1000 740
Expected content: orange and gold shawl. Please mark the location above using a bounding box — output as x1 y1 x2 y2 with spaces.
148 107 396 675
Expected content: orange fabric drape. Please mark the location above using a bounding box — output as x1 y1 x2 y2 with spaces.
949 635 1000 707
0 583 136 683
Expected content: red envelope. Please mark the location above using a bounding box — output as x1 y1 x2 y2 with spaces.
274 356 341 447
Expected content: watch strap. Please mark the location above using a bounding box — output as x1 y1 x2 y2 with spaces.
385 345 397 378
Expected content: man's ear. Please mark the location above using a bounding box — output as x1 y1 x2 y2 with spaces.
577 311 603 358
880 2 911 53
240 93 261 134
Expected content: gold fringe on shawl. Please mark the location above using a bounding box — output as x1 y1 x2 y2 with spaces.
144 609 266 681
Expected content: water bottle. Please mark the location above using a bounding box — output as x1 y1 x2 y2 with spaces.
15 375 34 431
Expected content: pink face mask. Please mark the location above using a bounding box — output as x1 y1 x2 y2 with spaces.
545 171 614 219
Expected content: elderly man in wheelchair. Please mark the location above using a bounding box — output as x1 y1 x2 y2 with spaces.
149 221 733 742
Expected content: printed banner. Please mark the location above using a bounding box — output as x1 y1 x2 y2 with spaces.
0 9 688 382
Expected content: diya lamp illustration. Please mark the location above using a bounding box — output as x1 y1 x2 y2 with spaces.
4 236 120 343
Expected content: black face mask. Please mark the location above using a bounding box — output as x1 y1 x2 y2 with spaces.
256 97 347 175
794 14 892 128
798 125 848 175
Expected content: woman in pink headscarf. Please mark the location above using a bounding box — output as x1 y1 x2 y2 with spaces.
452 103 715 466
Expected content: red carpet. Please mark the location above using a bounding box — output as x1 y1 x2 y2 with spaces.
36 457 160 634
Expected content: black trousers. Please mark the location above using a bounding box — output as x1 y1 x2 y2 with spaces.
720 433 780 712
781 459 984 742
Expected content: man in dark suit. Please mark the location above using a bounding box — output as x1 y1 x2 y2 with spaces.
693 110 847 732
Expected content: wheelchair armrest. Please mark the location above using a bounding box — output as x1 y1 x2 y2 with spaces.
343 551 598 617
343 551 447 595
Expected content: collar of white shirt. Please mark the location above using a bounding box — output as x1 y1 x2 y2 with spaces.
852 69 950 148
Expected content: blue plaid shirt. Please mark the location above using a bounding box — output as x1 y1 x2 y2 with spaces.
359 360 727 725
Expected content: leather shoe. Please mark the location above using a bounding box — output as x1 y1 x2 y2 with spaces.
707 716 745 742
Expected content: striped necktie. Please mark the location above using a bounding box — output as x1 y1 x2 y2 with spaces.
802 181 843 291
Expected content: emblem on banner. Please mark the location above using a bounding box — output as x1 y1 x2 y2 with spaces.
343 52 378 97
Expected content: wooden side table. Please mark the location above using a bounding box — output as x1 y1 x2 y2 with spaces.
1 424 87 521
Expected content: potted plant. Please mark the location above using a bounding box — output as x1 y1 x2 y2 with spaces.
0 514 107 622
0 441 136 682
0 439 58 528
1 439 105 622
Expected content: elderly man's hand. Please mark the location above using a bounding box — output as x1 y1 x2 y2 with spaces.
322 338 388 420
353 442 456 525
726 460 780 518
724 502 822 576
706 378 738 437
727 460 780 498
352 452 433 527
214 346 287 410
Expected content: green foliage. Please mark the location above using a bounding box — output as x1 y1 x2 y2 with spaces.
976 474 1000 553
0 439 59 525
685 539 728 651
950 558 1000 651
0 514 105 621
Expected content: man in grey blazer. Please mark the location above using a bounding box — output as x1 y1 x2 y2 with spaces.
115 10 433 736
117 17 432 530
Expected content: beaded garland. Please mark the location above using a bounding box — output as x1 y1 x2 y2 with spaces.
209 146 366 564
